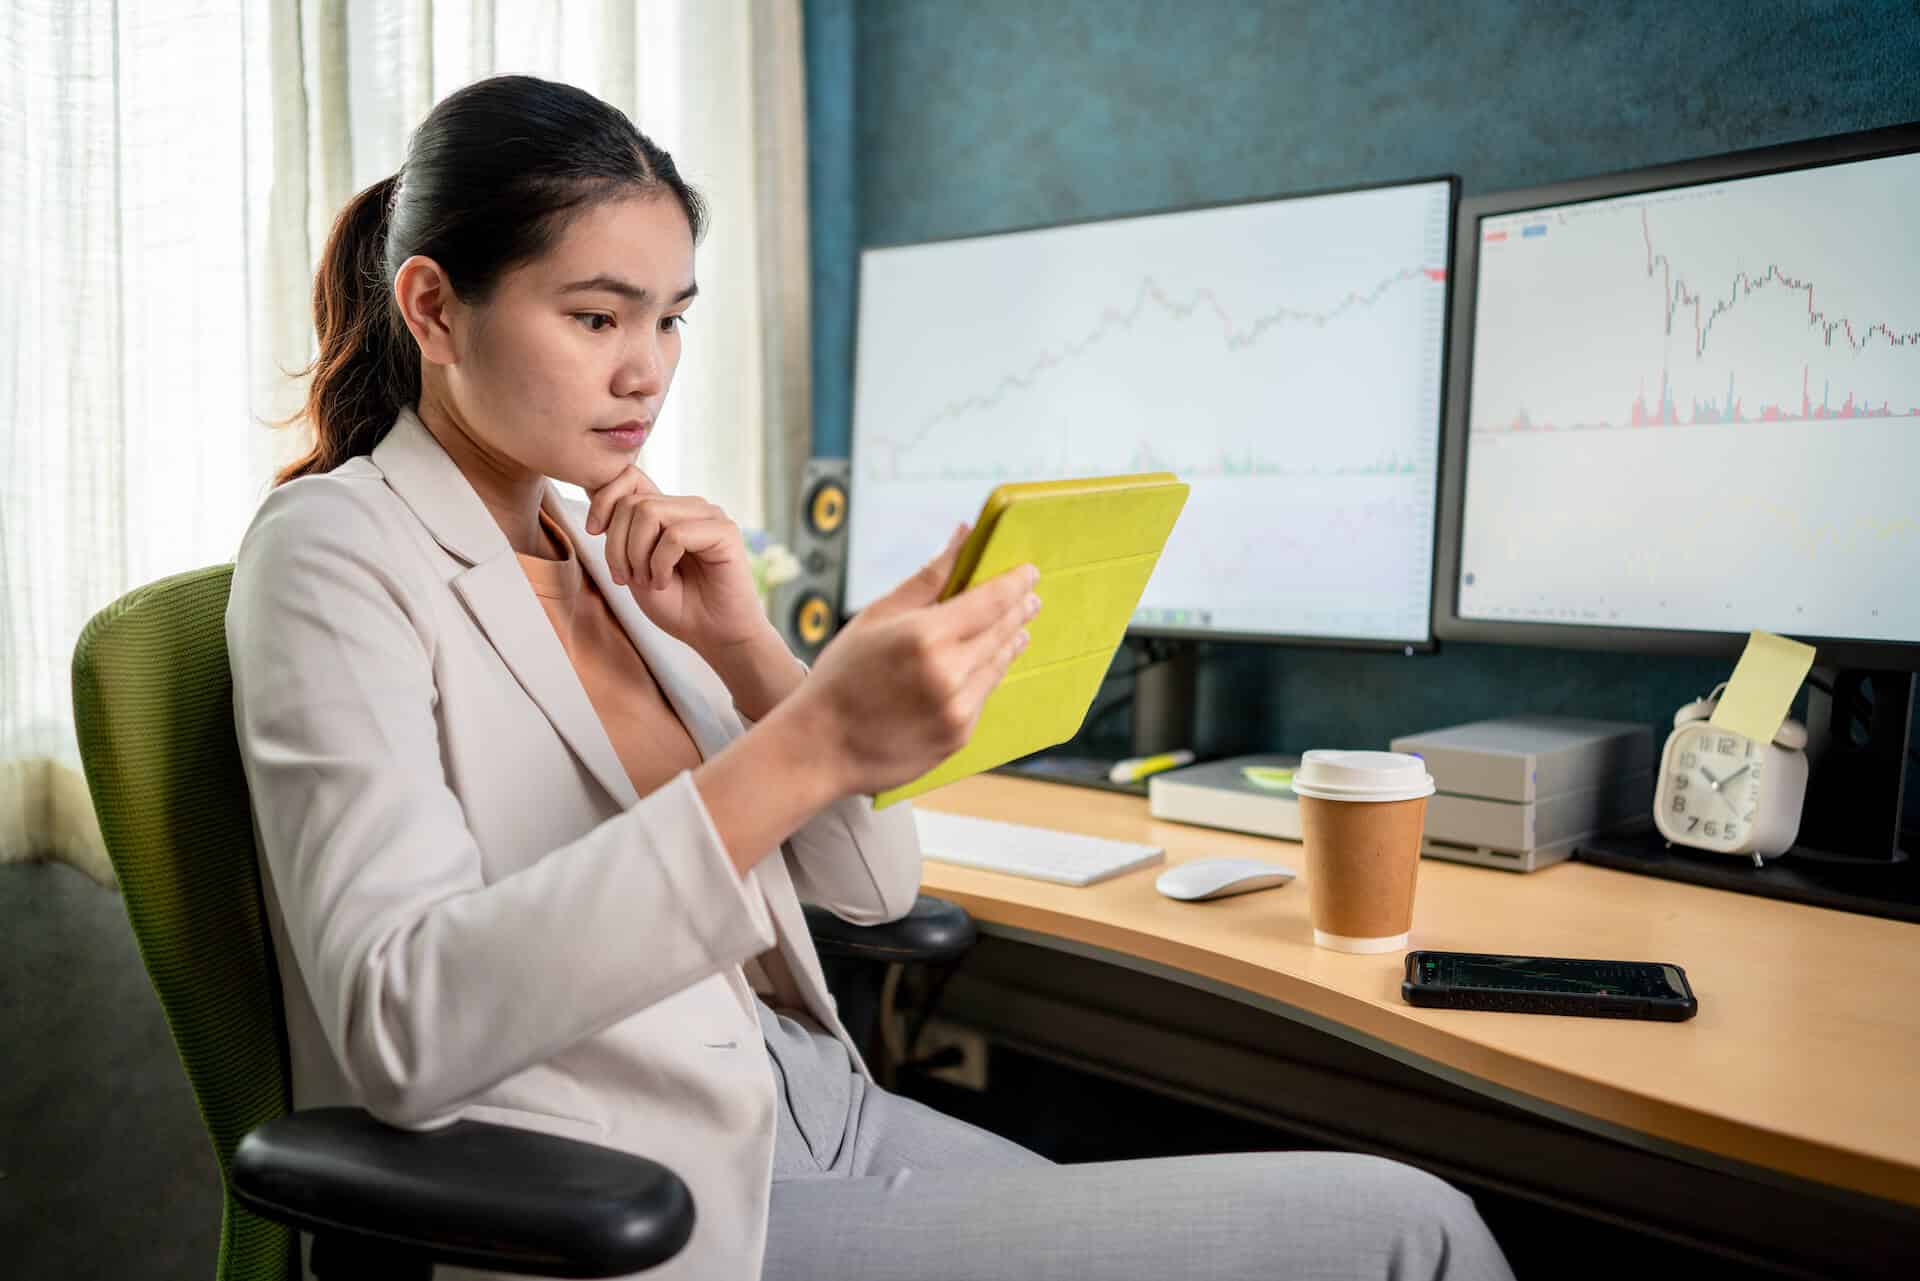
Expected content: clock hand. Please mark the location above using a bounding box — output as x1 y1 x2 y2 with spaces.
1694 764 1741 817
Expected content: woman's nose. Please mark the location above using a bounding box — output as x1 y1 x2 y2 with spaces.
616 341 665 396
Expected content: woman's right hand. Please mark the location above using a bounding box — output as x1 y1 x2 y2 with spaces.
793 526 1041 797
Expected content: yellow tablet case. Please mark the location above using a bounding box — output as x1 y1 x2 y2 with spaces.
874 473 1190 809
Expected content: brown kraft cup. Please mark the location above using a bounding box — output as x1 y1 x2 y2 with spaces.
1291 751 1436 953
1299 794 1429 950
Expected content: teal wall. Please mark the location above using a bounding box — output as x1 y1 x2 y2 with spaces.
804 0 1920 796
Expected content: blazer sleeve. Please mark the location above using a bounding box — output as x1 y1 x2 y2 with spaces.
226 479 777 1129
734 672 924 927
778 784 923 926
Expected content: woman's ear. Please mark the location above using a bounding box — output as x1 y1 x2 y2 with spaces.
393 254 462 366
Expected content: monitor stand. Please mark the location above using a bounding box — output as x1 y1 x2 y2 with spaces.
1577 667 1920 923
993 638 1200 797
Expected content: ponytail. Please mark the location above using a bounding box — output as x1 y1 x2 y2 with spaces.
272 77 706 487
274 174 420 486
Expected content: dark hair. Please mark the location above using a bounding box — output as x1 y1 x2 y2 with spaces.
276 74 705 485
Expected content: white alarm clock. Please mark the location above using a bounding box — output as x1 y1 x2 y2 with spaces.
1652 682 1809 866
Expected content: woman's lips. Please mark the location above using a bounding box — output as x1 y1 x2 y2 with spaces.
595 421 649 447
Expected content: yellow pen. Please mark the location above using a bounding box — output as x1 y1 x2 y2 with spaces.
1107 749 1195 784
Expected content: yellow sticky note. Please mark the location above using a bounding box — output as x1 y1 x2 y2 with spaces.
1709 631 1816 744
1241 766 1295 791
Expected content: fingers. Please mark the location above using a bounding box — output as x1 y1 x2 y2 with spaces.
584 466 662 536
604 494 639 586
956 582 1036 675
591 468 653 586
598 491 726 587
916 571 1035 752
946 611 1031 739
929 561 1040 643
647 517 737 588
872 524 972 616
924 522 972 588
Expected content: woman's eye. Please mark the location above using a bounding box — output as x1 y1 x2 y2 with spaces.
576 313 615 333
661 313 688 333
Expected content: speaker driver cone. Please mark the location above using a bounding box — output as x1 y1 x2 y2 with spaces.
794 593 835 647
806 481 848 537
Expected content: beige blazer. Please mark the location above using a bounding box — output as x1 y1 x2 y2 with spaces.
226 407 922 1280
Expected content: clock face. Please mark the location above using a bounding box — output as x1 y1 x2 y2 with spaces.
1663 724 1764 851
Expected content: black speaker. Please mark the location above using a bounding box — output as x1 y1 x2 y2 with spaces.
773 458 850 661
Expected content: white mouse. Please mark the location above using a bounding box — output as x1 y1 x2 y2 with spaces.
1155 857 1297 902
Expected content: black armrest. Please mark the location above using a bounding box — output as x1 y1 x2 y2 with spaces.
802 893 977 964
230 1107 693 1279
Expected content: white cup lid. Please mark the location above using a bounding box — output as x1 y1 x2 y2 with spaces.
1291 750 1435 803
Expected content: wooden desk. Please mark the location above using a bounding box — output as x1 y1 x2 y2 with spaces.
915 774 1920 1214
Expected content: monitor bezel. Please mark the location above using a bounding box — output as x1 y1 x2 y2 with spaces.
1434 121 1920 672
847 172 1462 654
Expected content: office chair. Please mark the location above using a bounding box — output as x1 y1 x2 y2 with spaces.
71 564 976 1279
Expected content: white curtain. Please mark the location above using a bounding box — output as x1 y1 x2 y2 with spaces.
0 0 813 873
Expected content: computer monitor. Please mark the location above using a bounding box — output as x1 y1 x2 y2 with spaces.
1437 123 1920 891
846 177 1458 658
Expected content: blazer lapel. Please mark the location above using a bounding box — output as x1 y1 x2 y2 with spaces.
452 557 643 811
371 410 641 812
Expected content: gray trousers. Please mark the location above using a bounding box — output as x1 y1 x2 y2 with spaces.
756 1002 1516 1281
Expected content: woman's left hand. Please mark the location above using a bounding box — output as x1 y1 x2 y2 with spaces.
585 466 770 657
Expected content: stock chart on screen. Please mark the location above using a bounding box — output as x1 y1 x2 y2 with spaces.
1459 150 1920 644
846 180 1453 644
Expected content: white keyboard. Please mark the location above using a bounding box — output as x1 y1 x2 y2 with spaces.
911 809 1164 886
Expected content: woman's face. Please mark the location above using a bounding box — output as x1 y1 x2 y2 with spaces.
434 194 698 491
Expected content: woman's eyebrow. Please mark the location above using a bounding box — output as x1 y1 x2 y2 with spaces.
557 274 699 304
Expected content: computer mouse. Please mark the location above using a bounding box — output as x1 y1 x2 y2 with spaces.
1154 857 1297 902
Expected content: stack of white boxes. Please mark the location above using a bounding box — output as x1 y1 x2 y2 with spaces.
1389 715 1654 872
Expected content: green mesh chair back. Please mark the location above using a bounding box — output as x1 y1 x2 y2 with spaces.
71 564 296 1281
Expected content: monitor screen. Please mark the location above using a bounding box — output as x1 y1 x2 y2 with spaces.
1449 136 1920 655
845 178 1456 647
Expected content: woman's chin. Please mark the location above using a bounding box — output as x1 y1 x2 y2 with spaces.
556 453 635 494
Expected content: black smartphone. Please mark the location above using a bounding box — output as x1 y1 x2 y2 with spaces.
1402 950 1698 1021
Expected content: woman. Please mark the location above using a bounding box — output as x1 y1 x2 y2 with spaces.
227 74 1514 1281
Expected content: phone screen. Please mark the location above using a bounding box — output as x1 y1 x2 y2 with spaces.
1419 953 1687 1000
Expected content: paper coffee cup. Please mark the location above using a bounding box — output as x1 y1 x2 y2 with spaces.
1292 750 1435 953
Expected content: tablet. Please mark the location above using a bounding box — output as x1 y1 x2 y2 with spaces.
874 473 1190 809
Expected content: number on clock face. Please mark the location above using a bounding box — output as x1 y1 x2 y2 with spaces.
1669 724 1763 850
